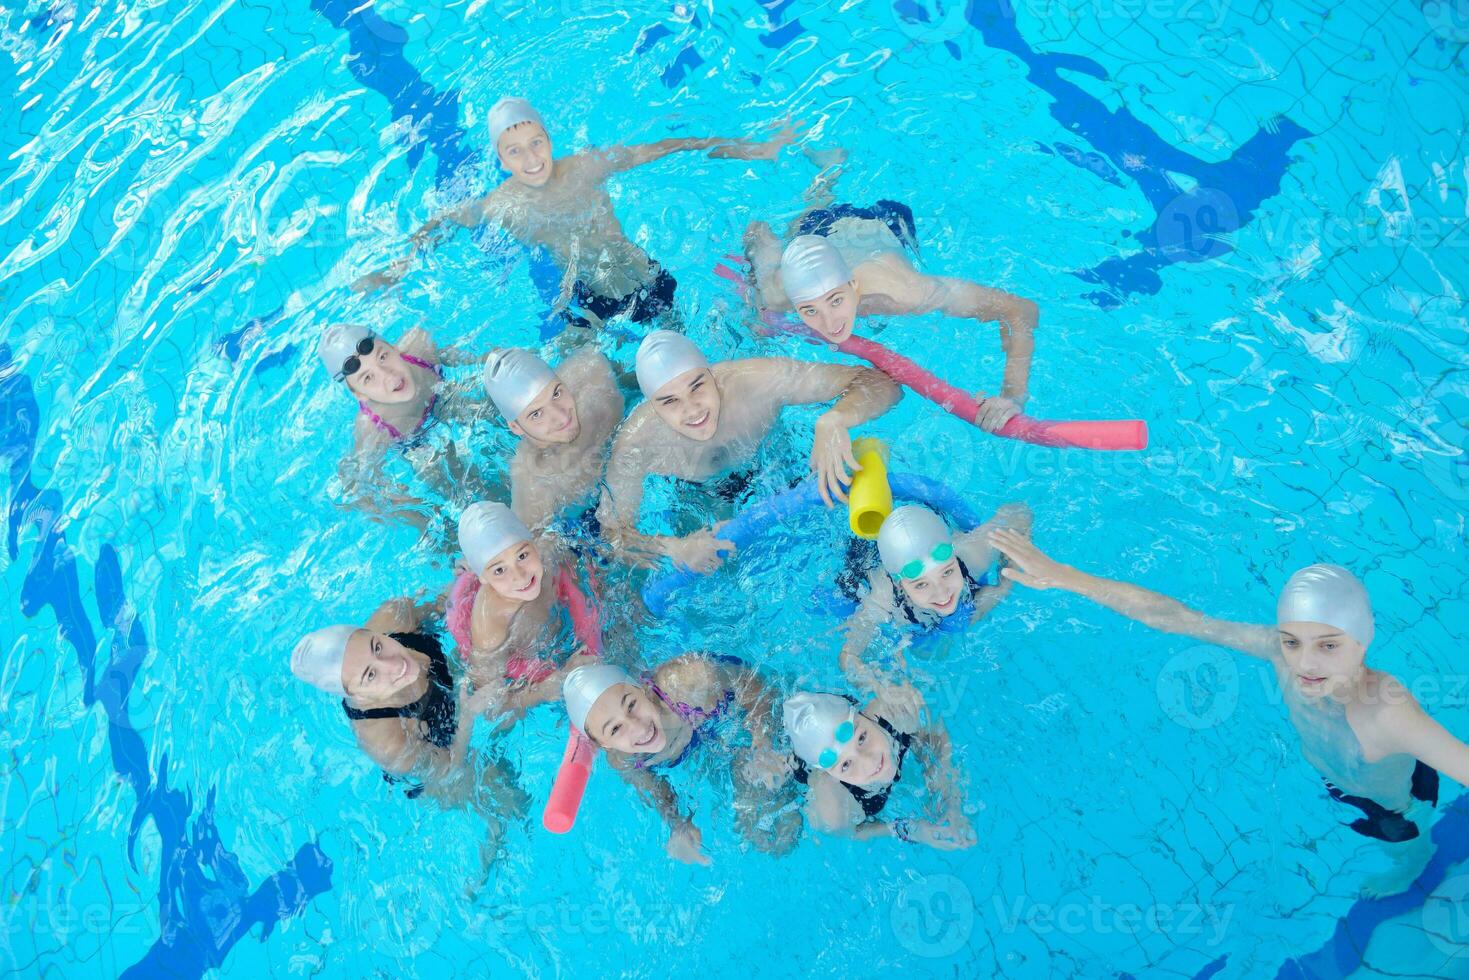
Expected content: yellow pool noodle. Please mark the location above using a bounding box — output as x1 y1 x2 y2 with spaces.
847 438 892 539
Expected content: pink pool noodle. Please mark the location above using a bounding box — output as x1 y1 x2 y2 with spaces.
837 335 1149 451
543 726 596 834
542 568 603 834
715 256 1147 451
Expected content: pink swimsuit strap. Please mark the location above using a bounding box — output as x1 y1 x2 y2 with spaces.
356 353 442 441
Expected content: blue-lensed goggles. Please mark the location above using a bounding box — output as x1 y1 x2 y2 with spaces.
816 718 856 769
898 541 954 580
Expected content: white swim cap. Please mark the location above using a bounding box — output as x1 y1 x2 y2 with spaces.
317 323 372 380
483 348 557 422
459 501 533 575
780 235 853 303
634 330 708 398
876 505 954 578
1276 564 1375 647
291 624 358 696
488 96 544 152
783 692 857 769
563 663 635 733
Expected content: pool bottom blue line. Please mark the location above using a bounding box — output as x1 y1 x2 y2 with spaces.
1263 791 1469 980
0 343 333 979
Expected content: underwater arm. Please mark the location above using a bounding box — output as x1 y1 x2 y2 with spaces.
350 196 491 293
617 763 710 865
596 429 735 572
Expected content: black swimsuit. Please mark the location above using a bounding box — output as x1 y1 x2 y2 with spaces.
1327 761 1440 843
342 632 457 795
792 711 913 820
565 263 679 330
837 537 990 627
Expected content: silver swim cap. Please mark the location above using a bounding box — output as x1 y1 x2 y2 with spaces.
483 348 557 422
634 330 708 398
291 624 358 696
488 96 544 152
876 505 954 578
783 692 857 769
780 235 853 303
1276 564 1375 647
317 323 372 380
563 663 635 732
459 501 533 575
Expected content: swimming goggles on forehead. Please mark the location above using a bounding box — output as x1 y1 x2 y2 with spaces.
816 714 857 769
898 542 954 580
335 335 377 381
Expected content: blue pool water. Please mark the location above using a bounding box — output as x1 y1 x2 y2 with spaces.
3 1 1468 977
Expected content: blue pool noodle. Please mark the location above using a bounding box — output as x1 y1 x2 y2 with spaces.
642 472 987 617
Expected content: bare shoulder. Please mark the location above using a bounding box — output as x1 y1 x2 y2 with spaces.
653 653 724 709
352 717 412 775
717 356 801 392
611 403 658 449
399 327 436 359
1357 670 1423 729
562 348 619 397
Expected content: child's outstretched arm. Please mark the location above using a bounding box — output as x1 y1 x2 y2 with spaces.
351 194 500 293
616 763 711 865
990 528 1279 660
839 591 897 692
605 120 801 171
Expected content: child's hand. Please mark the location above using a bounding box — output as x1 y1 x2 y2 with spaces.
713 118 806 161
667 528 736 573
971 390 1021 433
810 413 860 507
740 747 794 791
908 819 976 851
667 824 711 865
988 528 1072 591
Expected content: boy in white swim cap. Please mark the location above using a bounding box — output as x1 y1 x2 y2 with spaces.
357 96 799 333
482 346 624 531
991 529 1469 897
742 167 1038 433
597 330 902 572
561 653 794 863
316 321 492 526
781 689 975 850
837 501 1032 691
